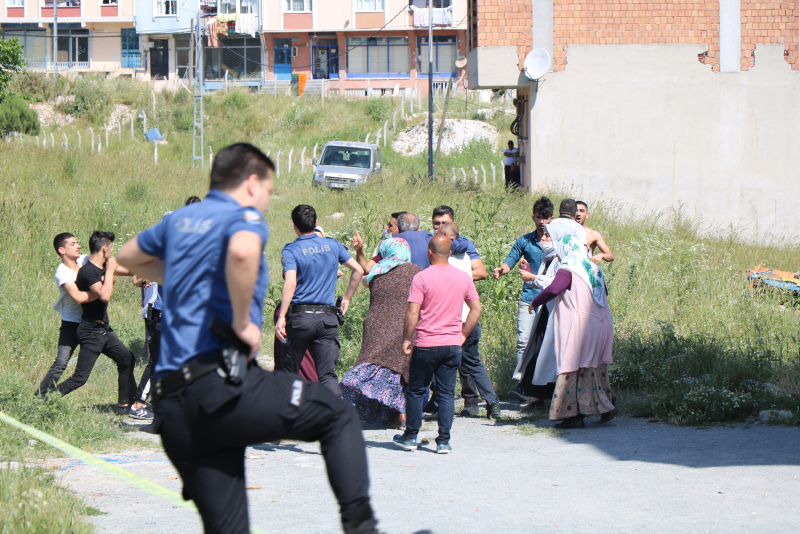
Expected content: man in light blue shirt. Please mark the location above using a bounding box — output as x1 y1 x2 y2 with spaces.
492 196 554 400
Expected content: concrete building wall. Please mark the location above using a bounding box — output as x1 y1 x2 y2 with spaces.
528 43 800 243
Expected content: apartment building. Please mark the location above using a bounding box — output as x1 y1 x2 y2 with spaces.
467 0 800 243
0 0 139 73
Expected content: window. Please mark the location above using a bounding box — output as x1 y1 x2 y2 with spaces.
285 0 310 11
175 37 191 79
347 36 409 77
312 38 339 80
44 0 81 5
417 35 457 76
2 29 47 66
431 0 452 7
319 146 372 168
120 29 141 68
56 29 89 66
7 0 24 6
204 37 261 80
155 0 177 16
356 0 383 10
102 0 118 5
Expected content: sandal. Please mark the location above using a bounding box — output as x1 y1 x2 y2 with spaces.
520 398 544 411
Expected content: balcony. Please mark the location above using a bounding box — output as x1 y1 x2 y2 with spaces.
41 1 81 17
408 7 453 28
116 53 143 69
25 56 91 70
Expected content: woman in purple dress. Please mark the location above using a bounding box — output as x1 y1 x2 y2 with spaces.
341 238 421 425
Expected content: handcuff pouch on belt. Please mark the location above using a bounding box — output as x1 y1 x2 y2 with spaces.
209 316 250 386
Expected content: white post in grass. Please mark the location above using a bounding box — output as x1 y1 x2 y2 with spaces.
76 131 81 149
460 168 466 183
375 132 381 146
276 149 282 177
481 165 486 185
90 127 94 152
410 96 414 115
130 113 134 138
225 71 229 93
392 110 397 131
300 146 306 170
142 111 147 134
288 148 293 174
209 146 213 167
451 168 456 183
153 141 157 164
104 124 109 148
36 135 39 148
313 142 318 161
117 118 122 142
50 132 55 148
472 167 478 184
97 136 101 154
490 163 496 186
62 132 68 148
151 90 156 116
383 121 388 145
364 133 370 143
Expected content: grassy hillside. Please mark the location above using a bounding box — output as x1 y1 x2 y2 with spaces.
1 74 799 529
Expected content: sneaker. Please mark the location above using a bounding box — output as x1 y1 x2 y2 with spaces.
460 401 479 417
436 443 452 454
508 386 527 402
487 402 502 420
129 405 154 420
392 434 418 451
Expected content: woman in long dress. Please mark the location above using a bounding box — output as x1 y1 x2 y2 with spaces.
527 225 616 429
340 238 422 425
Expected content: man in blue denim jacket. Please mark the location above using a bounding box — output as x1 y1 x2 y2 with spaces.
492 196 554 400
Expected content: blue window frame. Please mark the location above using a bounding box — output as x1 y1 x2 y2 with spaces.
312 38 339 80
417 35 457 78
346 36 409 78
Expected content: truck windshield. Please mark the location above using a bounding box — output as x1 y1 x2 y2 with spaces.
319 146 372 168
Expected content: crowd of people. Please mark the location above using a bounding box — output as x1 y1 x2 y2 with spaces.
36 142 618 532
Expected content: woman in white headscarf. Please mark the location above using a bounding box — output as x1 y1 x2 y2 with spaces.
527 223 616 429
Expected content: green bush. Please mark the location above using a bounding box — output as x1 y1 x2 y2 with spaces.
655 384 758 425
6 71 68 103
364 97 393 123
0 95 40 135
172 105 194 132
56 77 111 124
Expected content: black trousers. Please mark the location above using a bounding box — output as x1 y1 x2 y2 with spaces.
156 363 373 534
135 317 162 403
38 320 80 394
504 165 521 188
282 311 341 394
56 321 137 405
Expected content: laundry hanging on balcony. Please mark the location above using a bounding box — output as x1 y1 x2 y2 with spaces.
409 6 453 28
235 13 257 38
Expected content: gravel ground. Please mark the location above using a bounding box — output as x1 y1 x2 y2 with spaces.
57 402 800 533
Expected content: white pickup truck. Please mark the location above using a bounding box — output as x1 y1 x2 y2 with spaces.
312 141 382 190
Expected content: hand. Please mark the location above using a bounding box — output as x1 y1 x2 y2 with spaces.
340 297 350 316
520 270 537 282
492 267 503 280
274 315 287 342
234 321 262 360
351 230 364 254
337 270 344 278
402 340 413 355
106 257 119 273
460 334 467 346
528 302 535 314
590 256 602 265
794 270 800 279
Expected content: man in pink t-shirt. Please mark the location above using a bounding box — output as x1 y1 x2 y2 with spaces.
394 235 481 454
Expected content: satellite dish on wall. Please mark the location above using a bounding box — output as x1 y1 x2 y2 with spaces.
523 49 550 80
455 55 467 69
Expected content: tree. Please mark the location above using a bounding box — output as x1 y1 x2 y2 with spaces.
0 37 26 101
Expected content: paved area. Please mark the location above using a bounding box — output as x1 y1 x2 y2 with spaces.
56 403 800 533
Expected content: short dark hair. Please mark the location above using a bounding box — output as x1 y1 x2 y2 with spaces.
432 205 455 221
291 205 317 233
185 196 202 205
391 211 407 221
89 231 115 254
508 140 514 147
53 232 74 254
209 143 274 191
559 198 578 217
532 196 554 219
576 200 588 210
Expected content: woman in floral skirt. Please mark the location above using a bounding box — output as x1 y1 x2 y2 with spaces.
341 238 421 426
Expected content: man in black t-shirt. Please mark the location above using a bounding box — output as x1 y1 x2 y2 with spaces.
56 231 147 418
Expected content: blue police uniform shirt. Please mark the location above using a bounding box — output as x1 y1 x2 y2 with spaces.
153 285 164 311
137 189 269 378
502 231 545 303
282 234 351 307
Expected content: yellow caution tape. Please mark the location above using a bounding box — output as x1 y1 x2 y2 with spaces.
0 411 269 534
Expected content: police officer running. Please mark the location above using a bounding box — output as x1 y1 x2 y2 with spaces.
117 144 377 534
275 204 364 395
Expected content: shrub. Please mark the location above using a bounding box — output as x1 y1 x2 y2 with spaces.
7 71 68 103
655 385 758 425
172 106 194 132
56 77 110 124
0 95 40 135
364 97 393 123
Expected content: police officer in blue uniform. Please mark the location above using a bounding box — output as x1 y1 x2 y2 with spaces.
118 144 377 534
275 204 364 394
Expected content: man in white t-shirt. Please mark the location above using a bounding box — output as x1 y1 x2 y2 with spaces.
37 233 96 394
503 140 520 189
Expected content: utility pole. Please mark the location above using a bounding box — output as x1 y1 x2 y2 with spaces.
427 4 433 178
192 15 205 169
52 1 58 77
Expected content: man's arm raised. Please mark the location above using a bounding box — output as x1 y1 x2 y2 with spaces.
117 236 165 284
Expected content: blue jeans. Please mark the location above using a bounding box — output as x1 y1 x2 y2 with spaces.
515 299 536 371
405 345 462 445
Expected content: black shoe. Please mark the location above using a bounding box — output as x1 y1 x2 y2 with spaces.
487 402 502 420
508 387 527 402
600 407 619 423
520 398 544 411
460 401 479 417
554 415 585 429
